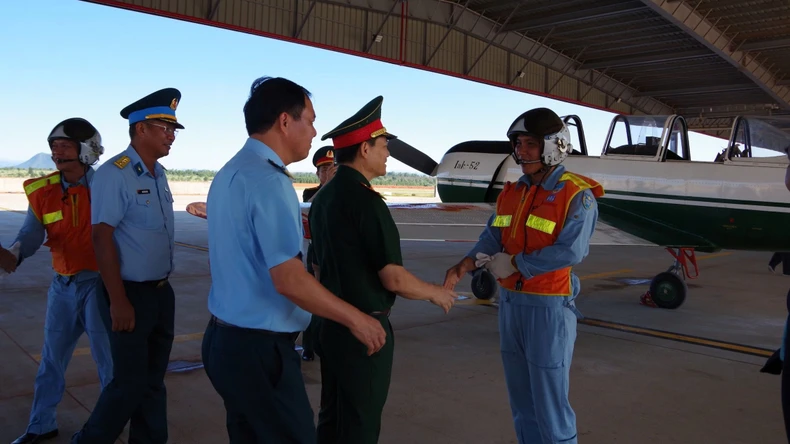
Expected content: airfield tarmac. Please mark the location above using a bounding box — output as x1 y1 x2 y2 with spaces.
0 190 788 444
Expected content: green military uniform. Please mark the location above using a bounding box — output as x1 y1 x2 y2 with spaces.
308 96 401 444
301 146 334 361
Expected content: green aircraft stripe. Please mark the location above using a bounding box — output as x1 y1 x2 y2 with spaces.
604 190 790 209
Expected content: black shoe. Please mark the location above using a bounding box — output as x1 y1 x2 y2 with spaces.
11 430 58 444
302 350 315 361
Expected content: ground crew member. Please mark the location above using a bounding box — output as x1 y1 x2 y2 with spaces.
301 145 337 361
309 95 458 444
444 107 603 444
200 76 386 443
0 118 111 444
70 88 184 444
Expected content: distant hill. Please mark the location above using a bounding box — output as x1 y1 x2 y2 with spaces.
15 153 55 170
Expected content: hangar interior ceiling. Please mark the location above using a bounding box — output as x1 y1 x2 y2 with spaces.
83 0 790 140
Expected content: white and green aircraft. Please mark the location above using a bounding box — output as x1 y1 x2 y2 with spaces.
187 113 790 310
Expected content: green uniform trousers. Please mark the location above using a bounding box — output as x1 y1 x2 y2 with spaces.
317 316 394 444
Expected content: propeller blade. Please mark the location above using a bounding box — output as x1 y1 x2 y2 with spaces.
387 139 439 176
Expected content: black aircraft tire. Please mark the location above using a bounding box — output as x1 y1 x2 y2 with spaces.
471 269 498 300
649 271 687 309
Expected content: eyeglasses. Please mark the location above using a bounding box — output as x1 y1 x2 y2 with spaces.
146 122 179 136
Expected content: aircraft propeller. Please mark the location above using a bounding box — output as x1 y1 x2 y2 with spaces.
387 138 439 176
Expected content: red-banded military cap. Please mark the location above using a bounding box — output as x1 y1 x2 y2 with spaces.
312 145 334 167
321 96 397 149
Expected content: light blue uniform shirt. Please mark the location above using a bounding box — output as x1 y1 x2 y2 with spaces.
11 170 99 283
206 137 311 332
467 164 599 299
90 145 175 282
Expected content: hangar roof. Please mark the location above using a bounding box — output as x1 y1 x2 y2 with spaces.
81 0 790 138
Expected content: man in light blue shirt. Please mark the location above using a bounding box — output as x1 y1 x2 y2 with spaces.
201 76 387 443
71 88 183 444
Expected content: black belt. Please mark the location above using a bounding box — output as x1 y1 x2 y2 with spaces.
369 309 391 318
126 278 169 288
124 278 169 288
209 315 300 341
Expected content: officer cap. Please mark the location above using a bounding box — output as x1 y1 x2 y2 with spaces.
321 96 396 149
120 87 185 130
312 145 334 168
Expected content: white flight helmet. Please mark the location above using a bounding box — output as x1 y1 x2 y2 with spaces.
47 117 105 166
506 107 572 167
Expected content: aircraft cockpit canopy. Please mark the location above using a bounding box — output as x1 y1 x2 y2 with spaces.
602 114 690 161
723 116 790 161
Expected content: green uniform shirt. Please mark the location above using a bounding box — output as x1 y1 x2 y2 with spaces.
303 184 321 275
308 164 403 314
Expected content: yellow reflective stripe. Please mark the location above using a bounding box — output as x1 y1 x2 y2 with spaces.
526 214 556 234
492 215 512 227
42 211 63 225
559 172 591 190
24 174 60 195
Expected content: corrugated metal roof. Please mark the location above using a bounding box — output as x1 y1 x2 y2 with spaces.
80 0 790 137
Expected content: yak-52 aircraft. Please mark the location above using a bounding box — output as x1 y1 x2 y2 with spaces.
187 113 790 310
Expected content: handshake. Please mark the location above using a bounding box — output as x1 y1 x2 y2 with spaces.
0 242 20 278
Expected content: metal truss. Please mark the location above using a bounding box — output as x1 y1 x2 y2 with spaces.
324 0 675 115
638 0 790 110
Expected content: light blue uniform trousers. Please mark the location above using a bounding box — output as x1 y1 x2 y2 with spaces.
498 277 582 444
26 274 113 434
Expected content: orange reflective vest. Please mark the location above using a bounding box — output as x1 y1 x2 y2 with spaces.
493 171 604 296
23 171 98 276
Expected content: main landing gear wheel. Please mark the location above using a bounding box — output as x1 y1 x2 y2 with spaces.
648 271 687 309
642 247 696 310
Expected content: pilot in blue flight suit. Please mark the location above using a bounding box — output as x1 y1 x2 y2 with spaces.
71 88 183 444
0 118 112 444
444 108 603 444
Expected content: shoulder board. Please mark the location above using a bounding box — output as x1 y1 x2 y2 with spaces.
114 156 131 169
360 182 386 200
267 159 294 180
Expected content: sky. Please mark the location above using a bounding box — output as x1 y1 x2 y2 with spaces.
0 0 737 173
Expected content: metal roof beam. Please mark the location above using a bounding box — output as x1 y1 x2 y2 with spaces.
638 0 790 110
580 49 711 69
548 15 658 37
635 83 757 97
741 37 790 52
501 4 648 32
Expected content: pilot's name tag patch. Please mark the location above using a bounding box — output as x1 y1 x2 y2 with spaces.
137 189 151 195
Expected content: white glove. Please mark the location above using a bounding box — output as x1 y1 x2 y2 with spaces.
484 252 518 279
474 252 493 268
0 242 20 279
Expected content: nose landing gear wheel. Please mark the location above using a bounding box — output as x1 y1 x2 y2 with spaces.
649 271 687 309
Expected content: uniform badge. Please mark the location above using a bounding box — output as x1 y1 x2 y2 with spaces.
170 98 179 110
582 193 593 210
134 163 144 176
552 182 565 193
546 194 556 202
114 156 131 169
137 189 150 194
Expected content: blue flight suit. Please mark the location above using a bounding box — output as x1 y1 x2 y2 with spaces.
7 169 113 436
71 145 176 444
201 137 315 443
466 165 598 444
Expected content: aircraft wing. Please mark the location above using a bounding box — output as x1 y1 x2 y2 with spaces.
186 201 654 247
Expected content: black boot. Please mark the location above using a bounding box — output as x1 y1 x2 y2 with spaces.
11 429 58 444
